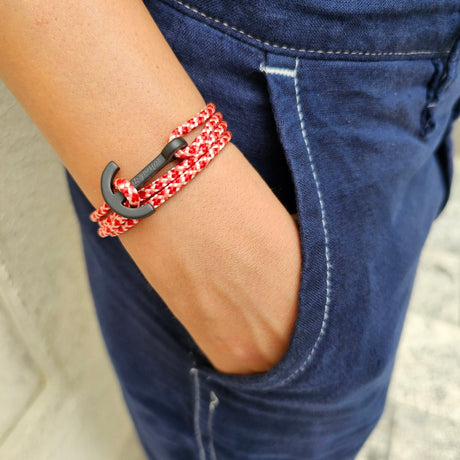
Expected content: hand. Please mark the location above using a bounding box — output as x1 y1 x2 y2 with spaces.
119 142 302 375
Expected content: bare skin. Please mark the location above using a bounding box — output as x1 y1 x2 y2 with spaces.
0 0 302 375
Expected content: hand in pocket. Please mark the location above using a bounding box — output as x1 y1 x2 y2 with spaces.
120 142 302 376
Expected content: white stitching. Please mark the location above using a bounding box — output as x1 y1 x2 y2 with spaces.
271 57 332 387
190 368 206 460
169 0 453 58
259 63 296 78
208 391 220 460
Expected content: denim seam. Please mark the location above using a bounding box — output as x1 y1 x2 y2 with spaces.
260 58 331 387
164 0 458 60
190 368 206 460
207 391 219 460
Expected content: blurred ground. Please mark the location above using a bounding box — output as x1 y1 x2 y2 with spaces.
357 125 460 459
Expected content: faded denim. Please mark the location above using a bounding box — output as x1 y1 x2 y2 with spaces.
64 0 460 458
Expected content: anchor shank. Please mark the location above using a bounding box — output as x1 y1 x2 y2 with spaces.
130 137 187 189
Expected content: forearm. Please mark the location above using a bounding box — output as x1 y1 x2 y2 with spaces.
0 0 302 374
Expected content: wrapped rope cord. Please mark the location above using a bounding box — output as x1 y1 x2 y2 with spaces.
89 103 232 237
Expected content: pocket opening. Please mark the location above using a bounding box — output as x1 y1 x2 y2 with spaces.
193 54 331 391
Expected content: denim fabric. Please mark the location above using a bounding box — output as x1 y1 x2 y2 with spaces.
64 1 460 458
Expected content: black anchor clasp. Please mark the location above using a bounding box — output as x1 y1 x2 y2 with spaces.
100 136 187 219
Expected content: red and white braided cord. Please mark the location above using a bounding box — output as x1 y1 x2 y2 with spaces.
89 102 232 238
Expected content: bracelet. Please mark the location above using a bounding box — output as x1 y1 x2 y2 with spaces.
89 102 232 238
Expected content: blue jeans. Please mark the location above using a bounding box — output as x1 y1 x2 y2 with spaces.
64 1 460 458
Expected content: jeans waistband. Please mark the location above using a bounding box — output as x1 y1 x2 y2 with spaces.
156 0 460 61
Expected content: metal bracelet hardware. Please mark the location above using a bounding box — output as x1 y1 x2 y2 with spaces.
100 136 187 219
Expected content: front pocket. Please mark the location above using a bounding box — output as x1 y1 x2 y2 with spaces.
194 50 460 394
193 53 331 392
